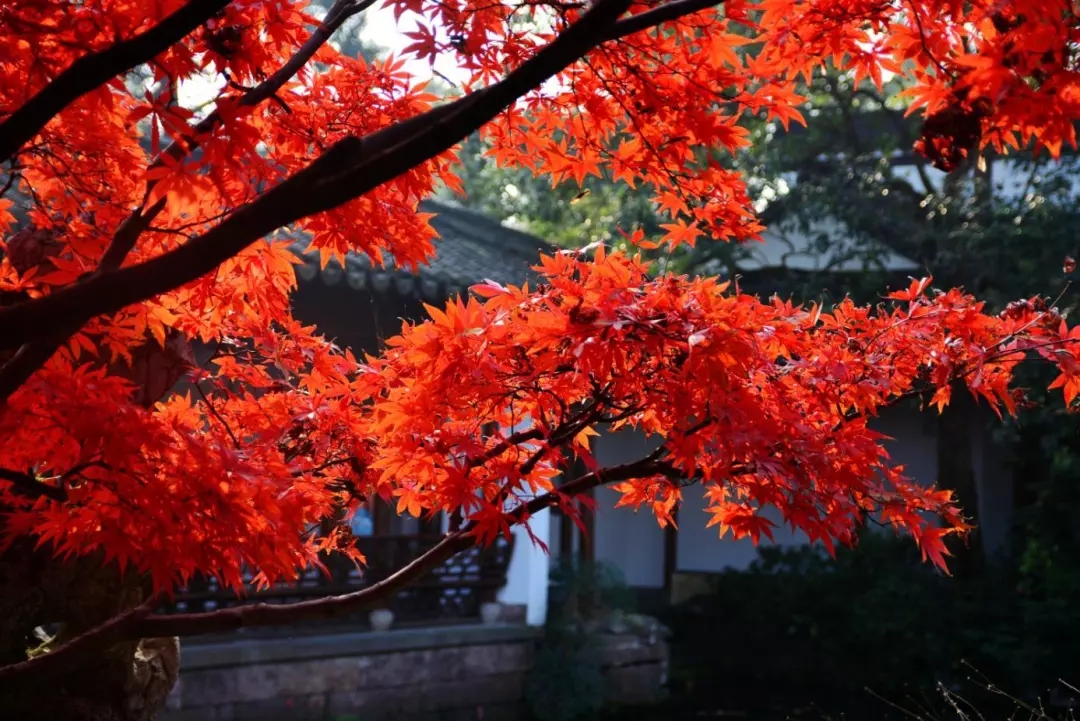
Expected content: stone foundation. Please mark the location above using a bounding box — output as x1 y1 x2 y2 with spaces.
160 624 540 721
597 633 669 707
159 618 669 721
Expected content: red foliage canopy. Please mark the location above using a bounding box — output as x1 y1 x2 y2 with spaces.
1 0 1080 663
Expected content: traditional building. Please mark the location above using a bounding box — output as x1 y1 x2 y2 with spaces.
167 187 1021 620
168 198 558 629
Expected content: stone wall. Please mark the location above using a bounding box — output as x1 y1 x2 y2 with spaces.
160 624 541 721
596 633 669 707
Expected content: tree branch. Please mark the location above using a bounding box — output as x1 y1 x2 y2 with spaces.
0 451 668 686
523 447 669 517
98 0 376 272
0 341 66 405
604 0 720 41
0 592 162 692
0 0 726 353
0 0 379 405
129 454 668 639
0 0 230 161
0 467 68 502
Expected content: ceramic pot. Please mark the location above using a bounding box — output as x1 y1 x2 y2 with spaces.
480 601 502 625
369 608 394 632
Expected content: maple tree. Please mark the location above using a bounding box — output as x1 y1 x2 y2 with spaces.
4 0 1080 717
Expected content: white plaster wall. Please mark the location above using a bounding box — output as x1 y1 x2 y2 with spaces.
874 402 1016 559
675 493 807 573
590 428 667 588
492 415 550 625
588 403 1013 579
496 507 551 626
871 404 939 487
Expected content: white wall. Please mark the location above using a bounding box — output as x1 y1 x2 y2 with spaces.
675 493 807 573
496 507 551 625
589 403 1013 580
591 428 667 588
492 415 551 625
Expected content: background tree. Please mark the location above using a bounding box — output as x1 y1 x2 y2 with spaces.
3 1 1080 720
704 71 1080 574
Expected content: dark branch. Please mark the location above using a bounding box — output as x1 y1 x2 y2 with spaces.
0 0 726 353
0 0 230 161
0 341 66 405
0 451 667 685
0 0 377 404
524 447 669 517
0 592 162 692
133 452 666 638
0 467 67 502
98 0 376 272
0 0 725 677
605 0 720 41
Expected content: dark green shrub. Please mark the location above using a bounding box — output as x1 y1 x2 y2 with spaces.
664 531 1025 717
524 559 635 721
525 625 608 721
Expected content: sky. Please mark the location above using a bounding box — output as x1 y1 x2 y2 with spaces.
356 1 472 84
178 2 468 112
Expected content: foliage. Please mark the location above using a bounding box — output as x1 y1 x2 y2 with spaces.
526 623 608 721
446 133 669 253
526 559 633 721
5 0 1080 699
665 529 1080 718
666 534 1001 712
547 558 635 624
995 373 1080 693
687 72 1080 305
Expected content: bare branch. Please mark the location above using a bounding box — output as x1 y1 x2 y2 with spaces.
0 0 230 161
0 592 162 692
136 453 666 638
0 342 66 404
523 447 669 517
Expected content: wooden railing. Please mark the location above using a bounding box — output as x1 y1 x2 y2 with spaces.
162 534 515 626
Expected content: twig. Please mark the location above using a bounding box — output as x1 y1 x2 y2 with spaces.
194 384 241 449
0 0 726 353
0 0 230 160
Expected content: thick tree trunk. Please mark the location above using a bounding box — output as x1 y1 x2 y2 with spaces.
0 539 179 720
0 228 189 718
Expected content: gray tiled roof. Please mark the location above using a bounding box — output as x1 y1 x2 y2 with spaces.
292 199 555 301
